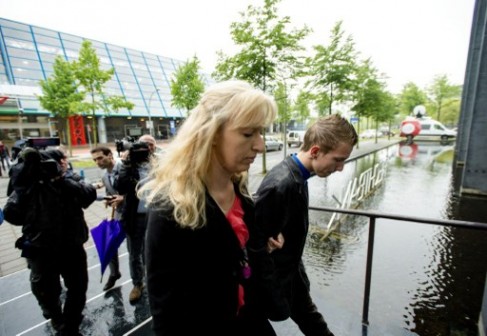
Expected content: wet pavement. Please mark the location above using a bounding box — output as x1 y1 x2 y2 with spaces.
0 138 399 336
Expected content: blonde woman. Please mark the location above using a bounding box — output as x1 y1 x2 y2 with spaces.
139 80 277 335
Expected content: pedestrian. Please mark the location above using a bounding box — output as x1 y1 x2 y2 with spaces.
114 134 156 304
138 80 277 335
6 148 96 335
90 146 124 290
0 140 11 175
246 114 358 335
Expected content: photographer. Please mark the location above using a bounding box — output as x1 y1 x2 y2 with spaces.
4 147 96 335
114 134 156 304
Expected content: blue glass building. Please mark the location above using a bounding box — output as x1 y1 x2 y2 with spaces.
0 17 210 144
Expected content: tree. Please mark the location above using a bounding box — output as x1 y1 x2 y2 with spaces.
170 56 205 114
38 56 84 156
306 21 359 115
398 82 427 117
213 0 311 173
292 90 311 122
73 40 134 145
427 74 462 122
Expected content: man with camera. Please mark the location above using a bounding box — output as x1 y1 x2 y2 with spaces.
114 134 156 304
4 145 96 335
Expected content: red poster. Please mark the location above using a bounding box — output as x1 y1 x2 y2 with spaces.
69 115 87 145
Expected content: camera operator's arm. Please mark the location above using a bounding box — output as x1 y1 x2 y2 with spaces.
113 160 139 196
61 177 97 209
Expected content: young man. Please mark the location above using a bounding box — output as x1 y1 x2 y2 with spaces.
90 146 124 290
247 114 358 335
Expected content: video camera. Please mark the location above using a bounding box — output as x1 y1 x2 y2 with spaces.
11 137 61 161
12 137 63 183
115 136 150 164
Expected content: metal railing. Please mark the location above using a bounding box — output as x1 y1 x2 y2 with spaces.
308 205 487 332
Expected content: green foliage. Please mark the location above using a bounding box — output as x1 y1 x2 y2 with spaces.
73 40 134 145
39 56 84 118
213 0 310 92
38 56 85 155
306 21 359 115
273 82 292 122
170 56 205 114
398 82 427 117
427 74 462 122
292 90 311 121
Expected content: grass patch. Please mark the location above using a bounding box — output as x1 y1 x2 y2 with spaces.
71 159 97 169
435 149 454 163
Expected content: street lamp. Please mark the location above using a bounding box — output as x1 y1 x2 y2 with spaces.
147 88 160 137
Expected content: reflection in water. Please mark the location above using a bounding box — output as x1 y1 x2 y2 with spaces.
303 141 487 336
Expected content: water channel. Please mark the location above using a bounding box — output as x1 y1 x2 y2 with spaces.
271 141 487 336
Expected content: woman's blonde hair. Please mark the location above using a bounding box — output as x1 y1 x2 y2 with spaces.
138 80 276 229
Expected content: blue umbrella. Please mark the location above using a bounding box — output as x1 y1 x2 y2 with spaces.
90 208 125 280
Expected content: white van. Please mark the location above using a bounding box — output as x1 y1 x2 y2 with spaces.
287 130 306 147
400 117 457 142
417 118 457 141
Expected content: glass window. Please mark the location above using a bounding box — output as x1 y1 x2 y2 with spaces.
9 58 42 71
34 35 62 47
37 43 62 54
0 19 30 31
13 68 45 80
59 33 83 44
20 99 41 109
133 68 150 78
16 78 39 86
2 27 33 41
128 54 145 65
61 40 82 52
4 37 35 51
117 72 136 82
39 51 61 64
32 27 58 38
6 47 38 60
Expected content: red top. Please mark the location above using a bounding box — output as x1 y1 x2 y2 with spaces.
226 196 248 312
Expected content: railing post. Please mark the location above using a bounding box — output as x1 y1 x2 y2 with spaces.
362 216 376 327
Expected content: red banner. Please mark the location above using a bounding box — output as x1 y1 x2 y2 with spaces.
0 97 8 105
69 115 87 145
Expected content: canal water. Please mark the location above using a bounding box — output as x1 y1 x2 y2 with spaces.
283 141 487 336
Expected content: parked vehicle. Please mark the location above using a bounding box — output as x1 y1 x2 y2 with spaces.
400 116 457 142
379 127 396 137
359 129 383 139
265 136 283 151
286 130 306 147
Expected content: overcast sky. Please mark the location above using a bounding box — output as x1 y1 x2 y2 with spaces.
1 0 476 93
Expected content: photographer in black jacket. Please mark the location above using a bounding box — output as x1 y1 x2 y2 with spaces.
5 147 96 335
114 134 156 304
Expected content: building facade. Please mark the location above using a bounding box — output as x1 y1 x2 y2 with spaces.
0 17 209 146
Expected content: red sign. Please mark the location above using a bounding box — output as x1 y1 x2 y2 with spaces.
69 115 87 145
0 97 8 105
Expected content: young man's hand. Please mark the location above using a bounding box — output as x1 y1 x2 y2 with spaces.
267 233 284 253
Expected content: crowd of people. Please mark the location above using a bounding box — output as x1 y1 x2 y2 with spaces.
1 79 358 336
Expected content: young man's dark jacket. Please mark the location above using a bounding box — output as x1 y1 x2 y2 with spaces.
145 184 254 335
247 155 311 321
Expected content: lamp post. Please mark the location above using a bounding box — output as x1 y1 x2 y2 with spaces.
147 88 160 137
